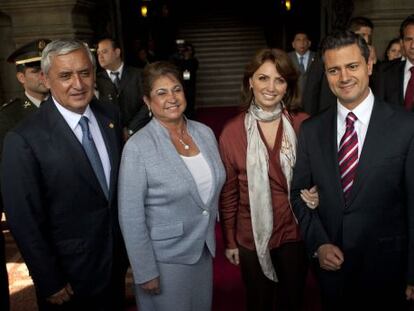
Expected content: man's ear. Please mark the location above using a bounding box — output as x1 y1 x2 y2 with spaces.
16 72 25 85
41 71 51 89
115 48 121 59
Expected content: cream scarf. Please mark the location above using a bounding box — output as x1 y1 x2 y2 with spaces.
244 101 297 282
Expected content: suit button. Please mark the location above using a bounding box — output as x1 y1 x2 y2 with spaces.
202 210 209 216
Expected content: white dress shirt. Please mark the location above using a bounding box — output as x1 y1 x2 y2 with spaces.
25 92 43 108
106 62 124 83
337 89 374 157
404 59 414 98
53 98 111 187
296 50 311 71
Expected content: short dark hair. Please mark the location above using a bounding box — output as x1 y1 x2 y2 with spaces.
320 30 370 63
347 16 374 32
400 14 414 39
97 37 121 50
142 61 183 98
292 31 310 40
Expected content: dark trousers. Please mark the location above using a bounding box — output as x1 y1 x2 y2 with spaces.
0 230 9 311
315 249 409 311
239 241 308 311
37 247 128 311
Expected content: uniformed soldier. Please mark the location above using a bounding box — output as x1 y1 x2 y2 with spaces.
0 38 50 311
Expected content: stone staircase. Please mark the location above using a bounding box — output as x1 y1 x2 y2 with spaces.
177 14 267 108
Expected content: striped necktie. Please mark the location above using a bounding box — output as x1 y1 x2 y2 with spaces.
404 66 414 111
338 112 358 205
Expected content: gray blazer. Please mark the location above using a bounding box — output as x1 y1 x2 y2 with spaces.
118 118 226 284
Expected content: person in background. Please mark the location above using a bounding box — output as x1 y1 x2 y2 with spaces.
96 37 150 139
0 39 51 311
347 16 377 64
288 31 317 96
291 30 414 311
118 61 225 311
1 39 128 311
219 48 319 311
373 14 414 110
302 16 377 115
174 43 199 119
383 37 402 61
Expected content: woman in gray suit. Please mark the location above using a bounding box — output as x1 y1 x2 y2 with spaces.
118 61 226 311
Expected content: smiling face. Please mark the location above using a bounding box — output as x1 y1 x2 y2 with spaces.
249 60 287 111
324 43 373 110
144 74 186 124
387 42 402 60
44 48 95 114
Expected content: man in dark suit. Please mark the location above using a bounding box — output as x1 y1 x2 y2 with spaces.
288 31 317 97
291 30 414 311
0 38 51 311
96 37 150 140
302 16 377 115
1 39 128 310
373 14 414 110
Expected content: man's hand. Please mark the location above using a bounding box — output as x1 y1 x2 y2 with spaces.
406 284 414 300
225 248 240 265
317 244 344 271
46 283 74 305
140 277 160 295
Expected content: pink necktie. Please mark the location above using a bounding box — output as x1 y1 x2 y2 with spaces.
404 66 414 111
338 112 358 204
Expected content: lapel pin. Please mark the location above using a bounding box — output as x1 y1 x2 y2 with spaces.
109 122 114 128
23 100 31 108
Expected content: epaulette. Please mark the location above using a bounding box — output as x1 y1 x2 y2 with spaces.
0 98 18 111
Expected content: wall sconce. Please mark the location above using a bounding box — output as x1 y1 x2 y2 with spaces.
141 5 148 17
284 0 291 11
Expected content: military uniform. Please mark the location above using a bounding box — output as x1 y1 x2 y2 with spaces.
0 38 50 311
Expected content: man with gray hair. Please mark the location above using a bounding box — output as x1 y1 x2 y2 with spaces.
1 39 128 310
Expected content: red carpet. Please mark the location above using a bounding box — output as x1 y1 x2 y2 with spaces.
212 223 246 311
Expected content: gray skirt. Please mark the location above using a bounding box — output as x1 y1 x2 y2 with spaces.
135 247 213 311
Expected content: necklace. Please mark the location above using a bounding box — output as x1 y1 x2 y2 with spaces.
178 131 190 150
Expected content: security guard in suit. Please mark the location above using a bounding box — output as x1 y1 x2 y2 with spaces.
0 38 50 311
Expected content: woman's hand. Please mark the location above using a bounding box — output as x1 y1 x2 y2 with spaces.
300 185 319 209
225 248 240 265
140 277 161 295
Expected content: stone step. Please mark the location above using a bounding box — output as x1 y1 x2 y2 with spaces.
177 13 265 108
198 80 241 90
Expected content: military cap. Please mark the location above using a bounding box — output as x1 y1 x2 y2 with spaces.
7 38 51 67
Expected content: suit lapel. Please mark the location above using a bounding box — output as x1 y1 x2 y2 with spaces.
189 122 218 207
347 101 392 206
44 98 104 197
90 100 120 200
306 51 316 73
320 106 346 207
118 67 129 93
151 120 207 209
